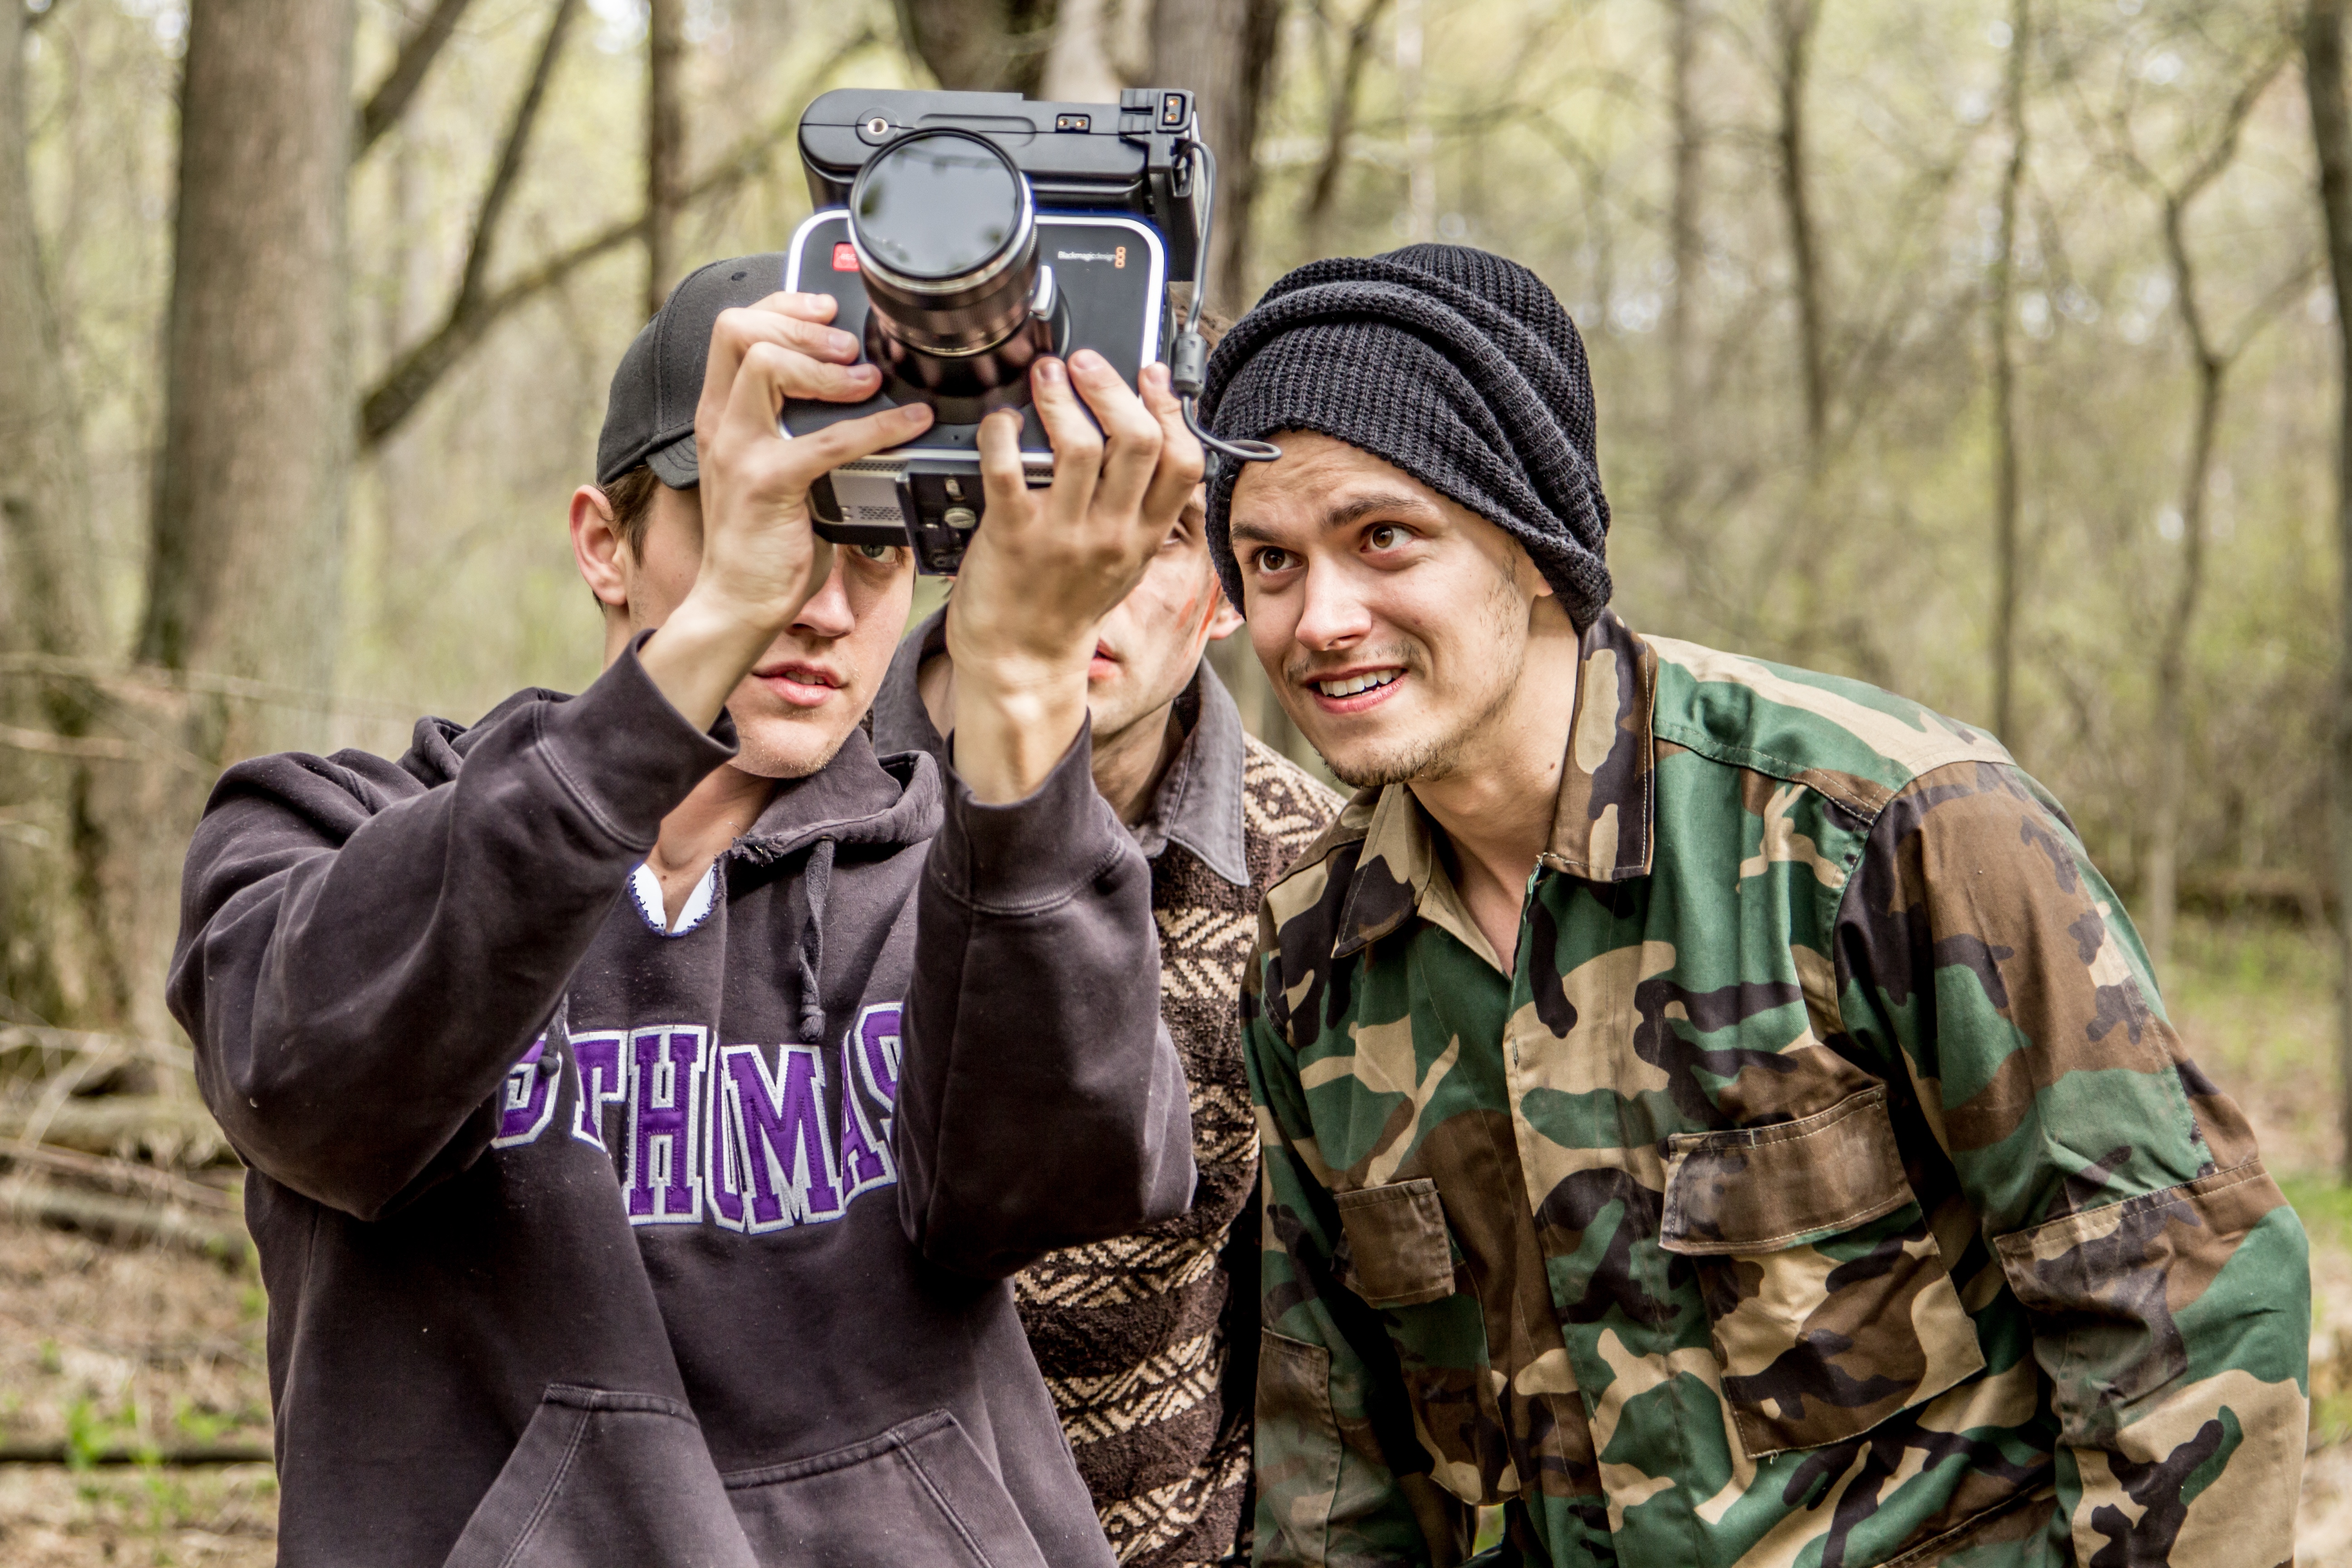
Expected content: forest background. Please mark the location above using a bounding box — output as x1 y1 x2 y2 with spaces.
9 0 2352 1560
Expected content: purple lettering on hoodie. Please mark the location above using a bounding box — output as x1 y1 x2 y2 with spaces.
626 1025 706 1224
491 1036 556 1147
711 1044 842 1231
839 1004 902 1199
570 1030 627 1150
853 1003 902 1107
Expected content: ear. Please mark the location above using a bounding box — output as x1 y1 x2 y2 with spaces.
1206 593 1245 642
569 484 631 612
1515 538 1554 598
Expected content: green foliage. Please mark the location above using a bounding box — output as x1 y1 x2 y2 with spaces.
2283 1174 2352 1244
170 1394 230 1446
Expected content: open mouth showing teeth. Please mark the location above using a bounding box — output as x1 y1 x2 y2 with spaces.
1315 671 1399 699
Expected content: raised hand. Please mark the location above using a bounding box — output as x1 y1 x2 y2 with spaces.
945 349 1204 802
641 293 932 730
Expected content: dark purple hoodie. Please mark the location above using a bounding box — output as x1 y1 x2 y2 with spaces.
169 640 1195 1568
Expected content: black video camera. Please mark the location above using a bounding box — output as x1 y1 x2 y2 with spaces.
784 87 1206 575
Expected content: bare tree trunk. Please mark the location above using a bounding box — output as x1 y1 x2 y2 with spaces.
0 0 117 1024
2305 0 2352 1181
1770 0 1825 454
138 0 356 751
1662 0 1703 539
1150 0 1284 309
2128 56 2283 975
1989 0 2029 743
2143 344 2221 976
896 0 1058 94
646 0 686 318
354 0 479 161
1303 0 1392 259
1039 0 1124 102
1393 0 1434 245
0 4 100 694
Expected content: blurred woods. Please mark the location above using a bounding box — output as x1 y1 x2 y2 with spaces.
2 0 2352 1135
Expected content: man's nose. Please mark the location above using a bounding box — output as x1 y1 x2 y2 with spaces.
1292 563 1372 651
791 554 858 639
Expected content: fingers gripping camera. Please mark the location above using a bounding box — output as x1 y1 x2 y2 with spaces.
784 88 1200 575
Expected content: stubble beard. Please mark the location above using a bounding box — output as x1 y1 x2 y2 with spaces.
1303 568 1532 792
727 685 862 782
735 724 853 781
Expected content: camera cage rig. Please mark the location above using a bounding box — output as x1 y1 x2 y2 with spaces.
783 86 1274 575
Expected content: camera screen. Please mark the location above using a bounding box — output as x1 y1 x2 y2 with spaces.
855 137 1021 281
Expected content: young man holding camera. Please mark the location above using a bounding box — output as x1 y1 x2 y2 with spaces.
171 257 1201 1568
1203 245 2309 1568
873 436 1344 1563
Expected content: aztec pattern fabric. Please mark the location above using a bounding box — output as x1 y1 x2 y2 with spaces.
1242 609 2310 1568
1018 735 1343 1567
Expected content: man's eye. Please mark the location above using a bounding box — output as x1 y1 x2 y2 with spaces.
854 542 899 562
1255 548 1292 573
1367 524 1406 551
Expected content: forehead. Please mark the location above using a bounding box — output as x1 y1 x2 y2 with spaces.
1227 433 1447 536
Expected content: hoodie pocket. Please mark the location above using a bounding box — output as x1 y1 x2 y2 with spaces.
723 1408 1050 1568
1658 1087 1985 1458
442 1384 754 1568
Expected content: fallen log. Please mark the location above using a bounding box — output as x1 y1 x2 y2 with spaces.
0 1177 248 1263
0 1143 240 1213
0 1441 274 1466
0 1096 227 1166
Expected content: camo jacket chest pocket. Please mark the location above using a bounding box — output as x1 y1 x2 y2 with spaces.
1329 1178 1526 1505
1659 1086 1985 1458
1333 1179 1460 1308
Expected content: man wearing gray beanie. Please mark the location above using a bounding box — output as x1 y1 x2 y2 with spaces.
1210 245 2304 1568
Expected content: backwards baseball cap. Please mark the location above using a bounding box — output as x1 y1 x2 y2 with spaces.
596 253 791 489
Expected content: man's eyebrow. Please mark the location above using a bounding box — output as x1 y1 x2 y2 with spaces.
1323 491 1441 530
1229 490 1440 548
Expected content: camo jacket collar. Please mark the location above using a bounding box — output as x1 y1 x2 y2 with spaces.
1330 609 1659 962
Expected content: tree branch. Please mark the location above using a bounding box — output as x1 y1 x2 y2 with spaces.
455 0 582 316
2120 43 2291 368
360 67 860 451
353 0 479 160
0 723 144 763
1304 0 1393 255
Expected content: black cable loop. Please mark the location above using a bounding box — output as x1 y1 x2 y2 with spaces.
1171 140 1280 467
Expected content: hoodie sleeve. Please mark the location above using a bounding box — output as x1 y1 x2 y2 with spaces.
169 642 735 1220
895 723 1196 1278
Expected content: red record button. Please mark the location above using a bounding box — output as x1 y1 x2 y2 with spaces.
831 241 859 272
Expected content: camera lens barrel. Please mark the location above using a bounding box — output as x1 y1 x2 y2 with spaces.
851 130 1040 360
846 129 1065 421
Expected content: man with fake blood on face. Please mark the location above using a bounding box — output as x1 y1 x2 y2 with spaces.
873 306 1345 1568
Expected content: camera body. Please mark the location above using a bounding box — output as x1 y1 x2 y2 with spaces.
784 87 1202 574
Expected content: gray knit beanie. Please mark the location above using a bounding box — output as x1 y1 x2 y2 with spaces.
1200 244 1612 627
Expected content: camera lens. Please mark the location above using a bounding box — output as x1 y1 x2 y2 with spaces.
848 130 1064 418
855 135 1021 284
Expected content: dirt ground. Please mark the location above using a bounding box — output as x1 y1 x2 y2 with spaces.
2 917 2349 1566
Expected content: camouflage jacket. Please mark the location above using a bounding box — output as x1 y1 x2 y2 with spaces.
1243 610 2309 1568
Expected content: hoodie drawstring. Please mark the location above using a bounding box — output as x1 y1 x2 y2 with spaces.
797 838 835 1044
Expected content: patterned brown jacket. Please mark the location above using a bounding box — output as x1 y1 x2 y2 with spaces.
878 613 1344 1566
